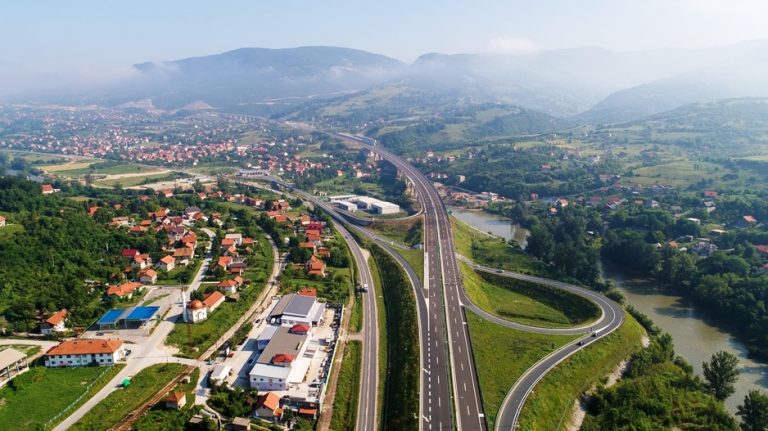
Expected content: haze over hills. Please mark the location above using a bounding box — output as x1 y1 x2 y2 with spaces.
6 40 768 124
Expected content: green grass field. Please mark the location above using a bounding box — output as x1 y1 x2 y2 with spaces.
131 368 200 431
0 365 122 430
69 363 187 431
329 340 362 431
93 173 173 188
393 247 424 282
461 262 578 328
349 293 363 333
54 163 160 177
451 217 547 276
517 312 645 431
467 312 578 429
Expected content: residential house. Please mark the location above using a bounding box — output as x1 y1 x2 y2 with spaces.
131 254 151 270
299 242 317 254
106 282 143 299
41 309 68 335
121 248 140 259
218 279 239 294
0 215 5 227
139 269 158 285
224 233 243 246
158 255 176 272
44 339 126 367
304 256 325 277
254 392 283 419
184 206 202 218
298 287 317 297
217 256 233 271
41 184 55 194
173 247 195 265
203 292 225 313
165 391 187 410
741 215 758 227
0 348 29 387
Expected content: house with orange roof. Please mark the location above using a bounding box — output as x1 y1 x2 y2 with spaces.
217 255 233 270
254 392 283 419
131 254 151 270
0 215 5 227
297 287 317 297
41 184 55 194
158 255 176 272
299 242 316 253
139 269 158 285
44 339 126 367
317 247 331 258
173 246 195 265
218 279 240 294
41 309 68 335
106 282 143 299
304 256 326 277
203 291 225 313
164 391 187 410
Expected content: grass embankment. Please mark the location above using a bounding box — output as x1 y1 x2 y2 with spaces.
132 368 201 431
451 216 554 276
0 365 123 430
393 247 424 281
517 312 645 431
349 293 363 333
462 262 579 328
467 312 578 429
70 363 187 431
94 173 172 188
370 244 419 431
476 270 601 327
329 340 362 431
368 218 422 247
368 254 387 425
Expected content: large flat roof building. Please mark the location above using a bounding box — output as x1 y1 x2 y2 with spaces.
0 348 28 387
269 294 324 326
250 325 311 391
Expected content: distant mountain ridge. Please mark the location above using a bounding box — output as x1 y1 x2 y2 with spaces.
6 41 768 124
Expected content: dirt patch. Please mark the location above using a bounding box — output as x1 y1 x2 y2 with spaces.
565 357 632 431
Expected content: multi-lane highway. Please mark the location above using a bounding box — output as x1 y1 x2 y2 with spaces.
347 137 487 431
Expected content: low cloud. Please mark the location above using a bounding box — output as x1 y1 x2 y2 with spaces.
486 36 539 55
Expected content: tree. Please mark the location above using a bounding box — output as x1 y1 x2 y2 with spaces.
737 390 768 431
703 351 740 401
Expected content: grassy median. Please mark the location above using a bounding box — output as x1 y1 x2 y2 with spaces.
467 312 578 429
517 311 645 431
329 340 362 431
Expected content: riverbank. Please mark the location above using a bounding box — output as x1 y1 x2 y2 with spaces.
603 261 768 413
447 205 529 248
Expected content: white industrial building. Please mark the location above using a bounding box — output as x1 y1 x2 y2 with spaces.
370 201 400 215
249 325 312 391
269 294 325 326
335 201 358 212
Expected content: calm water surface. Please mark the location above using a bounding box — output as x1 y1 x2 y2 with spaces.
604 262 768 413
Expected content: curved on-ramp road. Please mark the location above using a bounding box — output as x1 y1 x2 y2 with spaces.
462 261 624 431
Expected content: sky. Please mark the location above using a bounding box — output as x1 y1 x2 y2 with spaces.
1 0 768 93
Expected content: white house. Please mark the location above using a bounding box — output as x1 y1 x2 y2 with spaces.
0 215 6 227
44 339 126 367
158 255 176 272
41 309 68 335
139 269 158 285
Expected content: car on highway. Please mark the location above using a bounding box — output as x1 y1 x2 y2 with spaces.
357 283 369 293
496 269 503 273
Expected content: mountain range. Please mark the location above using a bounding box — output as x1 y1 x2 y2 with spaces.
6 41 768 125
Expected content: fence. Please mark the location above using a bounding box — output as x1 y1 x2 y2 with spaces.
44 364 117 429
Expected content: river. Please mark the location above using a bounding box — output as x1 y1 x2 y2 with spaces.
446 206 529 248
603 262 768 413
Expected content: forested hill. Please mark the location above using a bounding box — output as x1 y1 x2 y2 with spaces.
370 104 571 154
0 177 135 331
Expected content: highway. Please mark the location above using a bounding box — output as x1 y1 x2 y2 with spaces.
346 137 487 431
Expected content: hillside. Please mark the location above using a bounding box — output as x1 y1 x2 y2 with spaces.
368 104 572 154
